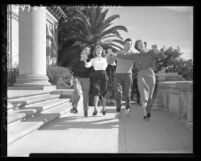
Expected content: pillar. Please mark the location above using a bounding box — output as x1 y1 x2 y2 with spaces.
14 6 55 90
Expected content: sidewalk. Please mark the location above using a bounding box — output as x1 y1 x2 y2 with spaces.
7 103 193 156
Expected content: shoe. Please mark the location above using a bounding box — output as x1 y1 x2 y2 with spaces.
70 108 78 114
100 109 106 115
143 115 150 121
102 110 106 115
115 112 121 119
124 108 130 115
93 110 98 116
147 112 151 118
84 111 88 117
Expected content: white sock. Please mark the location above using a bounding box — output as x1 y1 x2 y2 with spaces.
142 101 147 116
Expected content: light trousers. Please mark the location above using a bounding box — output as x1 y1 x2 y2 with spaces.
137 68 156 103
72 77 90 111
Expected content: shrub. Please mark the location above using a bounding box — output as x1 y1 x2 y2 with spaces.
47 65 73 89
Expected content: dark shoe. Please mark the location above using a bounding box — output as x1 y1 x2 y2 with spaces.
84 111 88 117
100 109 106 115
93 110 98 116
147 112 151 118
102 110 106 115
70 108 78 114
143 115 150 121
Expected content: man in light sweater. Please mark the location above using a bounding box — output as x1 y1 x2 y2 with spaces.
107 38 134 118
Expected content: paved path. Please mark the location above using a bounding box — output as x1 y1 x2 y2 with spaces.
8 103 193 156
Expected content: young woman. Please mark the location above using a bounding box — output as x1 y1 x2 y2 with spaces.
70 46 92 117
116 40 167 120
84 45 109 116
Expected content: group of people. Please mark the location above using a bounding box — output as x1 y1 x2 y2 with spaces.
70 38 167 120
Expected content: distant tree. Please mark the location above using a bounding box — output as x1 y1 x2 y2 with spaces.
154 46 193 80
178 59 193 80
155 46 183 73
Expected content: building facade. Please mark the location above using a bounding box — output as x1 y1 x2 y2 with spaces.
7 5 67 87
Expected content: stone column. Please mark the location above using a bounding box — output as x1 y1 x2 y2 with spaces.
14 6 55 90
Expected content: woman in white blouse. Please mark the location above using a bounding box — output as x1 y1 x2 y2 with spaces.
84 45 109 116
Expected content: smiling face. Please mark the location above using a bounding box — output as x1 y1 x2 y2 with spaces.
124 40 132 51
94 46 103 57
136 41 145 52
83 47 91 56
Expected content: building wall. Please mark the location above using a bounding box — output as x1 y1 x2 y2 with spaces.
46 10 58 66
7 5 19 69
7 5 58 69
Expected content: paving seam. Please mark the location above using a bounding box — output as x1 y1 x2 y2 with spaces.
122 110 128 153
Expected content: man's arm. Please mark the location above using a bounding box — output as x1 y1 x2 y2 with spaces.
117 52 138 60
106 51 121 64
107 55 118 64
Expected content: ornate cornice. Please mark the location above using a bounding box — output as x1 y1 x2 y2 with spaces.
7 11 19 21
46 6 67 20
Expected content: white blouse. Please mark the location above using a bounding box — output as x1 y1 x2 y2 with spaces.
85 57 108 70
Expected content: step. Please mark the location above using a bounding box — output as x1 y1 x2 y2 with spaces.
7 90 53 99
8 98 70 124
8 101 72 145
51 89 73 98
8 94 61 110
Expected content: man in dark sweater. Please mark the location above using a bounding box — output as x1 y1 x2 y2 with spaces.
70 47 92 117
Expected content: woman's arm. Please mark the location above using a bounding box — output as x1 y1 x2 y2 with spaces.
149 49 167 60
84 59 93 68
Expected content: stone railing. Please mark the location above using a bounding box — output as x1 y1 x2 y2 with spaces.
156 72 185 81
152 80 193 127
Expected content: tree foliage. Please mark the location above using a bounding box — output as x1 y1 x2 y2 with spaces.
58 6 128 67
154 46 193 80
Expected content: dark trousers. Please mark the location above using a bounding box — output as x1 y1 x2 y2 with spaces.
114 73 133 112
106 65 116 98
131 77 140 103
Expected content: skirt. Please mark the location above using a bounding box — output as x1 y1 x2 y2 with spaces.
90 70 108 97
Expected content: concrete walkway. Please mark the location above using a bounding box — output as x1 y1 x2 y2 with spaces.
7 103 193 156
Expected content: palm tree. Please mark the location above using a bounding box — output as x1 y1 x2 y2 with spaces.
58 6 128 67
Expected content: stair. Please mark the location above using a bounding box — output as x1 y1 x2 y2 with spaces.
7 90 73 145
8 93 60 111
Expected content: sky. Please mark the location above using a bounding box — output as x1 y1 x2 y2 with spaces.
105 6 193 60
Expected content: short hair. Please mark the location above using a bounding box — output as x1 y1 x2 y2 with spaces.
94 44 103 51
124 38 132 43
134 39 143 51
81 46 91 56
93 44 104 57
152 44 158 49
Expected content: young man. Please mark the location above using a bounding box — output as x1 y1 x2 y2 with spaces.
107 38 134 119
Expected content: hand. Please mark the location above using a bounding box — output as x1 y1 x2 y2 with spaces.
111 52 117 56
80 54 88 61
120 50 128 55
107 49 112 55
